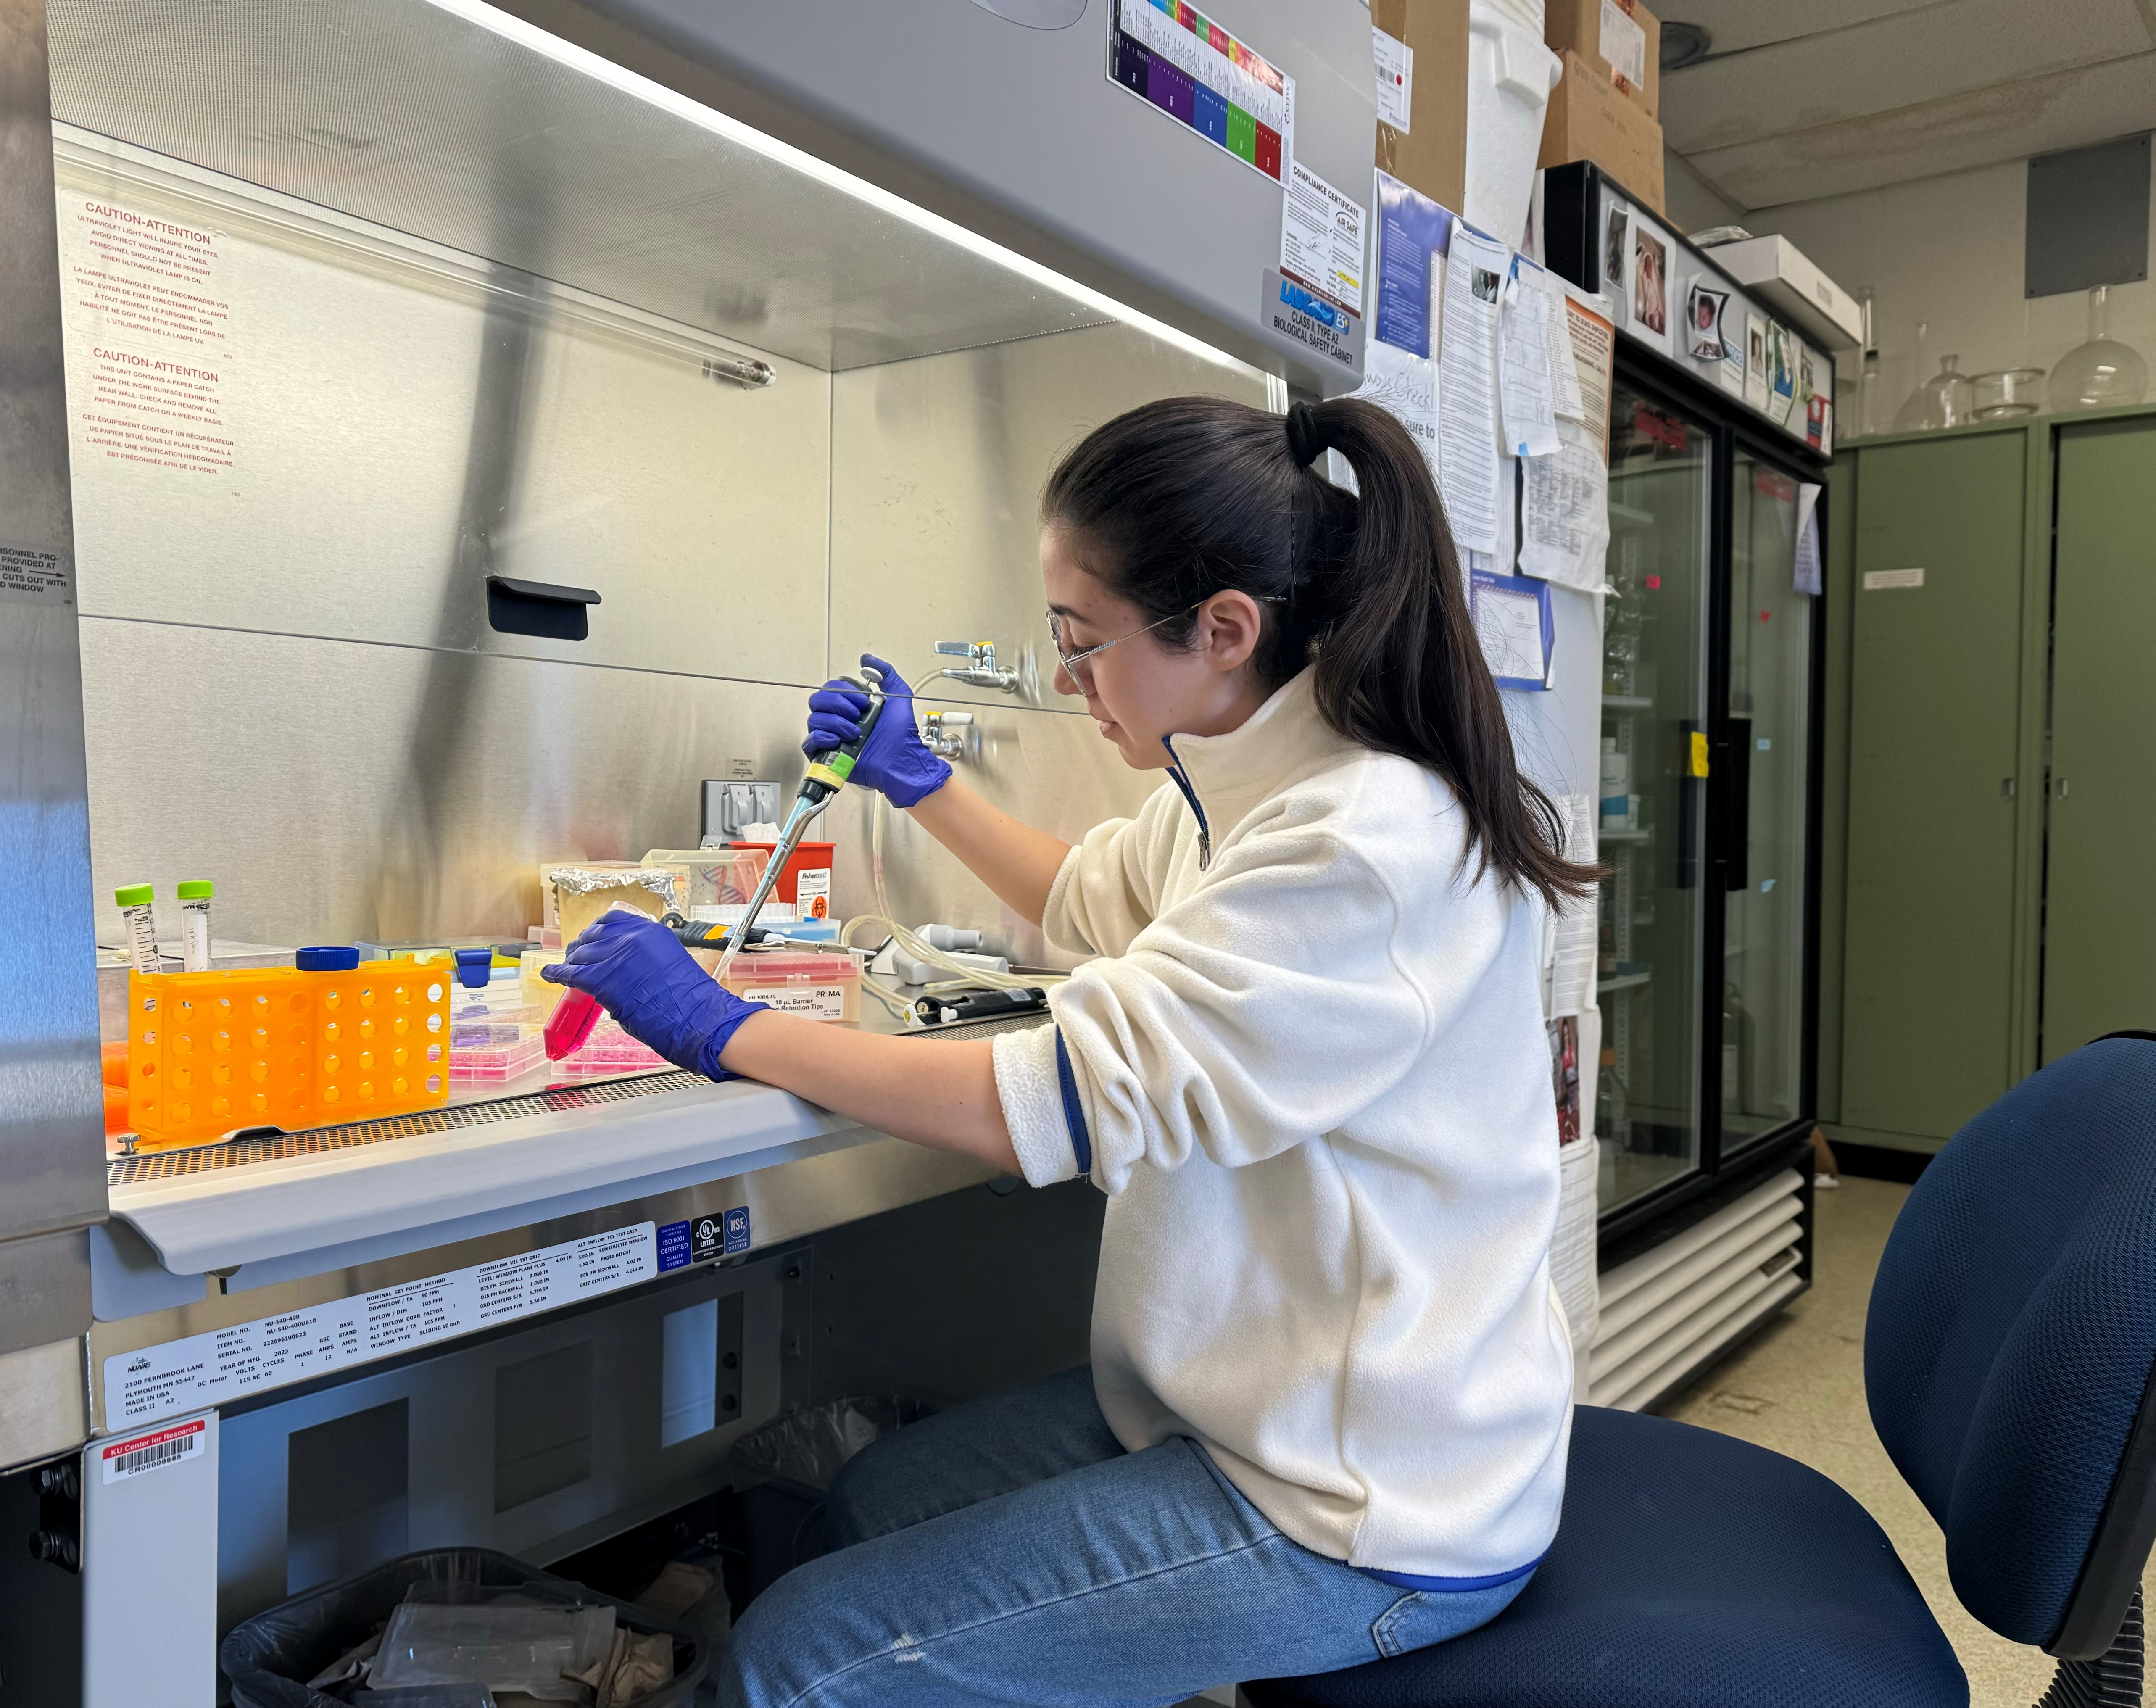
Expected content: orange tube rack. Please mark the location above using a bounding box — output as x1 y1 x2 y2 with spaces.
127 963 451 1149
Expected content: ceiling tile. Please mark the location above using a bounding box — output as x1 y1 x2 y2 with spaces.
1687 50 2156 207
1661 0 1948 60
1663 0 2149 154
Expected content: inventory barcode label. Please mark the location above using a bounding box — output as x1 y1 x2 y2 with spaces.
101 1418 206 1483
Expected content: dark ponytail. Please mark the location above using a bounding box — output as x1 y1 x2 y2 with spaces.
1040 394 1599 907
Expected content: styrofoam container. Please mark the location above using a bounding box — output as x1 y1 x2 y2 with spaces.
1464 0 1563 250
1695 233 1862 351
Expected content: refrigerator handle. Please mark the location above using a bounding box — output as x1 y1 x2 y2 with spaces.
1677 719 1703 890
1723 715 1753 892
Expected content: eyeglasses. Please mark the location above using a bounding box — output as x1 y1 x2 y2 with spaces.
1046 596 1284 686
1045 601 1203 685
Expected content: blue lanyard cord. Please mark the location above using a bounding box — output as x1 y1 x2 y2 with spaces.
1159 736 1212 872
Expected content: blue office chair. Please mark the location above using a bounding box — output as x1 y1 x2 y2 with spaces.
1246 1035 2156 1708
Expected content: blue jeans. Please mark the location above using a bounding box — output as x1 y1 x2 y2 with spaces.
718 1367 1531 1707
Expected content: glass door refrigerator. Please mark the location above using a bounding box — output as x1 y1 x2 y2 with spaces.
1546 165 1838 1406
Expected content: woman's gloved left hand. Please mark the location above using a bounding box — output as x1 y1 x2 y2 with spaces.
542 912 768 1081
802 651 951 808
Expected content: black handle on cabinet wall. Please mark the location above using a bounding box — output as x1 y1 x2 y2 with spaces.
486 575 601 642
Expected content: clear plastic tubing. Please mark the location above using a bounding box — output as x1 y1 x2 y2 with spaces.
544 988 604 1060
177 880 213 973
115 884 160 974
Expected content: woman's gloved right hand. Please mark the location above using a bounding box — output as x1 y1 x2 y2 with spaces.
802 651 952 809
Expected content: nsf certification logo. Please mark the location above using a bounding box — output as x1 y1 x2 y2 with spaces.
659 1208 751 1269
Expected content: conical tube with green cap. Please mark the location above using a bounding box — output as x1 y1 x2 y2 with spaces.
115 885 160 974
177 880 213 973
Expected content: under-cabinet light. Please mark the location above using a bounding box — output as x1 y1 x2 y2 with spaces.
422 0 1255 376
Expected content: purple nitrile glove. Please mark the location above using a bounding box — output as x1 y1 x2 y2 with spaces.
801 651 952 809
543 912 768 1081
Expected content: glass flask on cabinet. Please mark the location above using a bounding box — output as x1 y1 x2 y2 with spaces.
2050 285 2148 412
1893 353 1974 431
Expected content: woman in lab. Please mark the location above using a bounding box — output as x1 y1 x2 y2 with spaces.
549 395 1596 1705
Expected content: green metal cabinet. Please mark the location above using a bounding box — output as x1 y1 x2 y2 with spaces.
1840 433 2027 1143
2045 419 2156 1057
1815 407 2156 1152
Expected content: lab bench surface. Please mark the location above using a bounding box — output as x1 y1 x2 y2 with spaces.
87 1004 1052 1442
101 998 1049 1289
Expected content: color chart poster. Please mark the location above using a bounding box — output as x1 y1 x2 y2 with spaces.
1109 0 1294 184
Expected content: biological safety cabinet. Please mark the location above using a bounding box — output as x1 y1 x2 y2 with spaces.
1817 404 2156 1158
0 0 1401 1699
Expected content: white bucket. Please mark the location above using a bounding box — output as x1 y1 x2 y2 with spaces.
1464 0 1562 250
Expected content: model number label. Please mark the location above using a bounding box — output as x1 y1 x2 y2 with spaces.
104 1223 657 1429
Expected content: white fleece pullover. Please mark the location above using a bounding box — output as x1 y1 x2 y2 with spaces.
991 668 1572 1585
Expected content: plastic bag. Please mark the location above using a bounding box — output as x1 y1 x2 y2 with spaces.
372 1591 616 1696
220 1549 704 1708
637 1563 729 1649
727 1397 923 1495
572 1627 675 1708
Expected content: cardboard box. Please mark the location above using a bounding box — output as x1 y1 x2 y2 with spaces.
1372 0 1469 215
1545 0 1658 119
1539 49 1665 216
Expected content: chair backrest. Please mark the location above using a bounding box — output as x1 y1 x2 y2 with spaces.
1866 1035 2156 1657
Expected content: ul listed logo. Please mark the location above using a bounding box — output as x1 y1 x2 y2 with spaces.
691 1207 751 1262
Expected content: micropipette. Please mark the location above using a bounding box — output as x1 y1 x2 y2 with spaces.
712 668 886 985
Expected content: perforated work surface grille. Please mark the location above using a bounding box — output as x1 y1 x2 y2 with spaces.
105 1012 1043 1185
107 1072 705 1184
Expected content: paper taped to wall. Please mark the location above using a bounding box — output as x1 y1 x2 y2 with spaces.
1542 288 1587 422
1562 293 1616 458
1500 271 1562 459
1795 481 1822 596
1543 793 1598 1017
1521 420 1611 593
1353 337 1440 478
1372 171 1452 358
1520 287 1613 593
1439 219 1509 554
1471 567 1553 690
